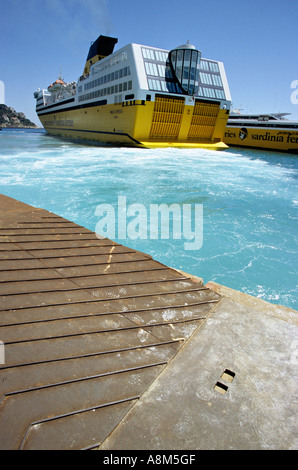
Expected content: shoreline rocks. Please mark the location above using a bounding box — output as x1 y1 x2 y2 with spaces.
0 104 37 128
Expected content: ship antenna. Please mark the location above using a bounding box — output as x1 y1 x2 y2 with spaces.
59 66 63 80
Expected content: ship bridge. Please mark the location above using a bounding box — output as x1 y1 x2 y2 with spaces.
169 42 201 95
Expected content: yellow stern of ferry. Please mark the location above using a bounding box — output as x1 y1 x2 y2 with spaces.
133 95 229 149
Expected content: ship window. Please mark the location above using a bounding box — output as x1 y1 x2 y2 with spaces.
169 46 201 95
200 73 213 85
171 51 176 65
177 49 183 63
156 50 168 62
165 81 177 93
158 64 166 77
200 60 209 71
161 81 167 91
148 79 162 91
145 61 159 77
152 63 158 76
203 87 215 98
212 75 222 87
209 62 219 72
165 65 173 79
215 89 225 99
142 48 155 60
155 50 161 61
147 63 153 75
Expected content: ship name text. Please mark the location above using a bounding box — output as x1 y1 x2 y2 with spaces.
44 119 74 127
110 109 123 115
225 130 298 143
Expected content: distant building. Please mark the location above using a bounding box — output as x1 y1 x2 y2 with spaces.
0 81 5 104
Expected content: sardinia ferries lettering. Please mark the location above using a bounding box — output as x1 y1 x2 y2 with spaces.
224 127 247 140
252 132 298 144
225 128 298 144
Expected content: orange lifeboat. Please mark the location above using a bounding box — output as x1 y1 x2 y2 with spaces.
48 78 66 93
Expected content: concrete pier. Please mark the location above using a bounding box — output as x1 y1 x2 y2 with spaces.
0 194 297 450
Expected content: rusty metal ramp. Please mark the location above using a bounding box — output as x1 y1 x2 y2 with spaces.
0 194 221 450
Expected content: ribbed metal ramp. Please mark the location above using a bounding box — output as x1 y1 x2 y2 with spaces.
0 195 221 450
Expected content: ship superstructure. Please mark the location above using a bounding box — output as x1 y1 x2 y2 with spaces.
34 35 231 148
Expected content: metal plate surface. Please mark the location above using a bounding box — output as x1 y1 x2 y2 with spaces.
0 195 220 449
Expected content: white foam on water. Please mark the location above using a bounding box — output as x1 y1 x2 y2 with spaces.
0 130 297 310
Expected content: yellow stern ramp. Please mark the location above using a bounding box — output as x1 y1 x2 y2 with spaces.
134 95 229 149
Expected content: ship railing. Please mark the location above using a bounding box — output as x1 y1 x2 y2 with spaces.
79 74 90 82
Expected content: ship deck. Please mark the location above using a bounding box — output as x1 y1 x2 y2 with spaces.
0 194 297 450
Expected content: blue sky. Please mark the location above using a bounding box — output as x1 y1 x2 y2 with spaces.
1 0 298 125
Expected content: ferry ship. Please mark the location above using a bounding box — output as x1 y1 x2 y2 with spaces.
224 113 298 153
33 35 231 149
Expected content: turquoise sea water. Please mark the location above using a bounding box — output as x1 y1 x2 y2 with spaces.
0 128 297 310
